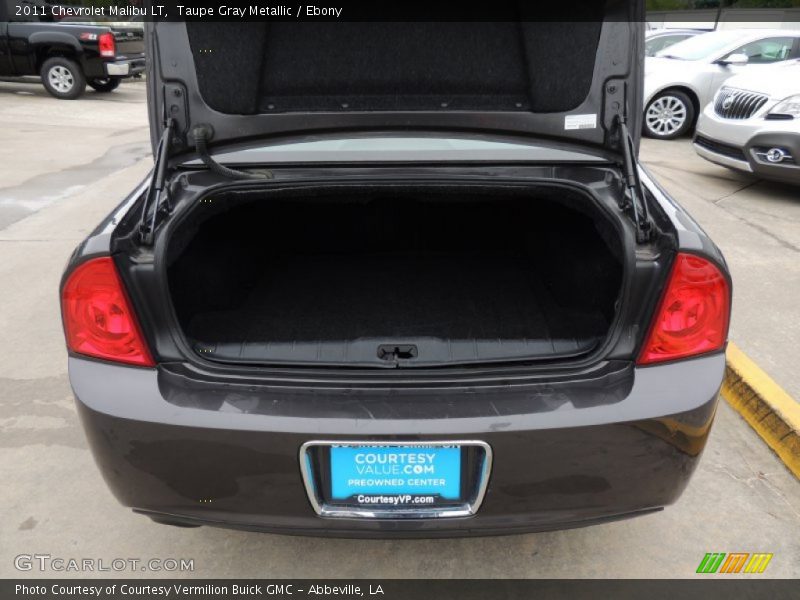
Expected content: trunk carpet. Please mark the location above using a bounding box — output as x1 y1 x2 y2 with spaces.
185 253 608 360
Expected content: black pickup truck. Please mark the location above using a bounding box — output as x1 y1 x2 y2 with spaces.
0 1 145 99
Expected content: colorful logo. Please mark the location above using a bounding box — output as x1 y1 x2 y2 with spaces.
696 553 773 574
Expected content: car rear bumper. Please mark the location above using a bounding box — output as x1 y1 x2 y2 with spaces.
70 354 724 537
104 56 146 77
694 107 800 185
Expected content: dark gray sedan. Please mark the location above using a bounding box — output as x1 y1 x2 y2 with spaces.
62 9 731 537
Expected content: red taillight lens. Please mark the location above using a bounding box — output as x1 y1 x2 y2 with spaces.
98 32 116 58
61 257 154 367
637 253 730 365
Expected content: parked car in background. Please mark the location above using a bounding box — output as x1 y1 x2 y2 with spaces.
645 28 704 57
694 59 800 185
644 29 800 139
0 0 145 99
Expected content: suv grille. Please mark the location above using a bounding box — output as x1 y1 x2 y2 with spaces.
714 88 769 119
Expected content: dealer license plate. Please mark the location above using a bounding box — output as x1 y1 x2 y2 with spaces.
329 445 461 504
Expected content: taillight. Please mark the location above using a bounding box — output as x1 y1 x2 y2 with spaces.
98 32 116 58
637 253 730 365
61 257 154 367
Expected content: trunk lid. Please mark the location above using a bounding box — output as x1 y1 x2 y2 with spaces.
145 1 644 160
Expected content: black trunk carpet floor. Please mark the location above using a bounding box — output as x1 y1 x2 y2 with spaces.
185 254 609 365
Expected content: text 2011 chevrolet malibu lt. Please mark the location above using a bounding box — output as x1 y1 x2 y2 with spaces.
62 6 731 537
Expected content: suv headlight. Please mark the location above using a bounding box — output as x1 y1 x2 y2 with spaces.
767 95 800 119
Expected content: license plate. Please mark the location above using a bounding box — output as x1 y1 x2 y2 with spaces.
330 445 461 503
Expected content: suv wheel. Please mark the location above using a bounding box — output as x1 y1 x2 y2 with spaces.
41 57 86 100
644 91 694 139
88 77 122 93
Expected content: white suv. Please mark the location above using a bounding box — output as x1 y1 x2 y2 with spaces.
644 29 800 139
693 59 800 185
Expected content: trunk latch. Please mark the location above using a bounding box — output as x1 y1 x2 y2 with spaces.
377 345 418 362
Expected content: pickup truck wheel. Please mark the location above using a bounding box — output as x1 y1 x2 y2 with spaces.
41 57 86 100
88 77 122 93
644 91 695 139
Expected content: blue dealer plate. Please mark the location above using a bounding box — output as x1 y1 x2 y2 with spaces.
330 446 461 501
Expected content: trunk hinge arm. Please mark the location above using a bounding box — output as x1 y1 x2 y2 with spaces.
615 113 653 244
192 125 271 180
139 113 175 245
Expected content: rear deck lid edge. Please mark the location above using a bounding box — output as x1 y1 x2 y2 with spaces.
145 1 644 160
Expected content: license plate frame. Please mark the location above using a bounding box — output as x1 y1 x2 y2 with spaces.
299 440 492 519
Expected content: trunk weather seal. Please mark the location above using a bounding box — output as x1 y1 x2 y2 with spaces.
151 173 636 376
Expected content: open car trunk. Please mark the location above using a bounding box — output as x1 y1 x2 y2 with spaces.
166 185 625 368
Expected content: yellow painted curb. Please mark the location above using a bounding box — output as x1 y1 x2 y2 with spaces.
721 342 800 479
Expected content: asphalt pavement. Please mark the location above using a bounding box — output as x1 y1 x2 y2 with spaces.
0 80 798 579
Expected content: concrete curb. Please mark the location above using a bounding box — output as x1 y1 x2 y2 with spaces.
721 342 800 479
